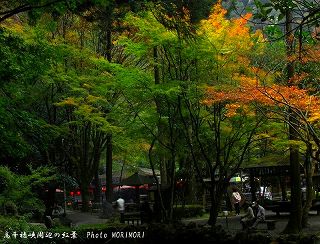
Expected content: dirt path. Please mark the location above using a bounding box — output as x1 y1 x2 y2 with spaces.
65 208 320 238
66 210 109 227
182 210 320 236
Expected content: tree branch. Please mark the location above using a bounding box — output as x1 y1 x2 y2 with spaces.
0 0 65 22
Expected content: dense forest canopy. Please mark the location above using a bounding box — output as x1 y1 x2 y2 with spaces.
0 0 319 233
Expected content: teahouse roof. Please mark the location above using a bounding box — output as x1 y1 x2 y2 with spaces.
117 172 156 186
241 152 304 176
241 154 291 169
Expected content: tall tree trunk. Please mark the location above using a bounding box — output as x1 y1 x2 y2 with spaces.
208 183 225 225
104 8 113 203
154 46 169 205
93 170 101 203
284 99 303 233
105 134 113 202
159 155 168 186
105 3 113 62
168 155 176 221
283 8 302 234
80 181 90 212
280 176 288 201
154 47 160 84
154 45 168 188
149 138 166 223
106 27 112 62
186 162 197 204
302 144 315 227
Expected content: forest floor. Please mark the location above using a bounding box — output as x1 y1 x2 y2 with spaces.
65 208 320 238
183 210 320 236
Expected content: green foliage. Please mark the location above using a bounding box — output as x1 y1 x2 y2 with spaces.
120 11 177 53
0 101 31 160
0 166 55 216
3 201 18 216
157 0 216 24
0 24 63 164
263 25 284 40
0 26 52 86
0 215 46 244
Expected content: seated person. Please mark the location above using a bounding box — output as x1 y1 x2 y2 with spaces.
250 201 266 229
240 202 255 230
52 203 63 217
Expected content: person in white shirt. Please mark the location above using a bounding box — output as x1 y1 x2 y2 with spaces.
116 197 125 212
250 201 266 229
115 196 125 223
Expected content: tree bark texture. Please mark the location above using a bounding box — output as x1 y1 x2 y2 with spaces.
283 8 302 234
302 145 315 227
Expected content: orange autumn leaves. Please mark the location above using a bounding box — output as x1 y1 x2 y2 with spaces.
201 3 320 123
198 1 259 53
204 84 320 122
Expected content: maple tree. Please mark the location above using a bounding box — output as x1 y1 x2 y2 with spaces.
251 0 320 232
118 1 268 224
201 1 320 228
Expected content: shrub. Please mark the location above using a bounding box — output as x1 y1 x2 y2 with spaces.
4 200 18 216
0 166 54 217
173 204 204 219
0 216 46 244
